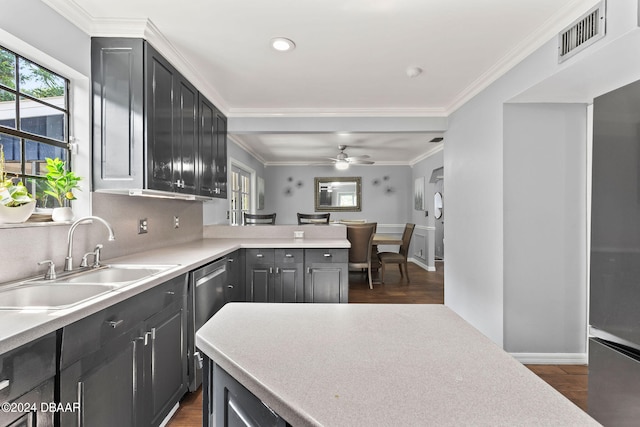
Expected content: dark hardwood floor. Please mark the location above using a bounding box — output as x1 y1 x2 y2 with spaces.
168 261 588 426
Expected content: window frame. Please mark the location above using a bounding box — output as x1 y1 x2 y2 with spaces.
0 44 71 203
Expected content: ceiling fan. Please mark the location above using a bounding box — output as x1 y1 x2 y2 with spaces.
328 145 375 170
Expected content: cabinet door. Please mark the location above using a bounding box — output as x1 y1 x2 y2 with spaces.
211 363 287 427
304 249 348 303
0 379 54 427
145 43 176 192
246 250 274 302
198 95 217 197
91 38 144 191
274 249 304 303
145 303 187 426
60 331 141 427
175 76 198 194
214 110 228 198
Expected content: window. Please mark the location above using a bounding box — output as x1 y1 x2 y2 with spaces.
0 45 70 208
229 165 252 225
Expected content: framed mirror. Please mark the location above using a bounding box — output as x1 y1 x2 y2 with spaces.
315 177 362 212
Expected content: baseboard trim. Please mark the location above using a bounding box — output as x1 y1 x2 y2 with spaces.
510 352 588 365
408 258 435 272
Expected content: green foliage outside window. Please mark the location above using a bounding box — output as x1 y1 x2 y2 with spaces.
0 48 64 101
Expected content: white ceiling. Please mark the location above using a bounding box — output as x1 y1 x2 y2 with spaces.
45 0 598 165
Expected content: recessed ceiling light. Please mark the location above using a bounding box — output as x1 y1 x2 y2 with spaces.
271 37 296 52
406 66 423 78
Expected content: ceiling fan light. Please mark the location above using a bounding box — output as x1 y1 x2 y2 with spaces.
335 160 349 170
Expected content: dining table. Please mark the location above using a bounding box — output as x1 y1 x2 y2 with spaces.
372 233 403 245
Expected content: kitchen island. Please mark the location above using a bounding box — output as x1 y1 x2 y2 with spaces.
196 303 599 426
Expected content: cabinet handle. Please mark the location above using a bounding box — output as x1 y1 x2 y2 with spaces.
324 253 332 257
144 331 152 346
256 253 264 258
269 267 273 274
165 291 175 295
107 320 124 329
77 381 84 427
227 258 234 263
307 267 311 274
0 379 9 391
194 351 203 369
227 284 234 289
275 267 280 274
285 253 293 258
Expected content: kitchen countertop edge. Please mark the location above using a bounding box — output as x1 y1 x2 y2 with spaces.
0 237 349 354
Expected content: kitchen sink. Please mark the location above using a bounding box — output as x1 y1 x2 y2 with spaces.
0 264 178 310
51 264 177 285
0 283 116 309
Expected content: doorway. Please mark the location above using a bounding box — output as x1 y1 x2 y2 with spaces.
229 164 252 225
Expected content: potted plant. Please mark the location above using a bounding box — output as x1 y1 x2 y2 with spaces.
0 146 36 223
43 157 81 222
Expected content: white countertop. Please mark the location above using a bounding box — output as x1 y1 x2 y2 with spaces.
0 237 349 354
196 303 600 427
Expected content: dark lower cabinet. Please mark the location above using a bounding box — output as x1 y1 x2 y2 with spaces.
304 249 349 303
245 249 304 303
60 331 140 427
146 302 188 426
59 274 188 427
0 333 56 427
204 359 288 427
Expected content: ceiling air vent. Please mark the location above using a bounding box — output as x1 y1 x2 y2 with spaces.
558 1 606 63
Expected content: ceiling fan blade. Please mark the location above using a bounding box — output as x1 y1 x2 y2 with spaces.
348 159 375 165
346 154 370 160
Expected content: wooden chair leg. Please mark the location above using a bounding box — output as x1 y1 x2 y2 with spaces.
398 264 403 278
405 262 410 283
381 263 386 284
367 264 373 290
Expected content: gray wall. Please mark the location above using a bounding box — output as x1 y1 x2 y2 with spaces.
411 149 444 270
444 0 640 356
263 165 412 226
0 0 90 76
503 103 588 354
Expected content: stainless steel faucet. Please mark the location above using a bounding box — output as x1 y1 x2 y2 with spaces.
64 216 116 271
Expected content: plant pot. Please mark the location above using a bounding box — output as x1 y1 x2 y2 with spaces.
0 202 36 224
52 206 74 222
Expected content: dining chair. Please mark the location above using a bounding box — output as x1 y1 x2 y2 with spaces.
297 213 330 225
378 223 415 284
346 222 377 289
243 212 276 225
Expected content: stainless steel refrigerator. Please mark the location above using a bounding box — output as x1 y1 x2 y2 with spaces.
590 78 640 426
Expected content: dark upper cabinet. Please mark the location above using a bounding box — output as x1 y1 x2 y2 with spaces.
215 109 228 198
91 38 144 190
92 37 226 198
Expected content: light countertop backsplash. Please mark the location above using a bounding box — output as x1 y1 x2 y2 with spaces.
1 192 203 284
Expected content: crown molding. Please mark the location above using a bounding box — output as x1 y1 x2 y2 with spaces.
409 144 444 167
42 0 230 115
44 0 596 120
263 160 410 167
227 134 268 164
225 107 448 118
444 0 598 114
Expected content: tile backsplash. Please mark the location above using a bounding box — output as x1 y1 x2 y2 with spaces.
0 193 203 283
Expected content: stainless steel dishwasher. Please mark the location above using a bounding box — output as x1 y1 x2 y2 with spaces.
188 256 228 391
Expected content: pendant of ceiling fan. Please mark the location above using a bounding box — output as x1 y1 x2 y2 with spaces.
328 145 375 167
